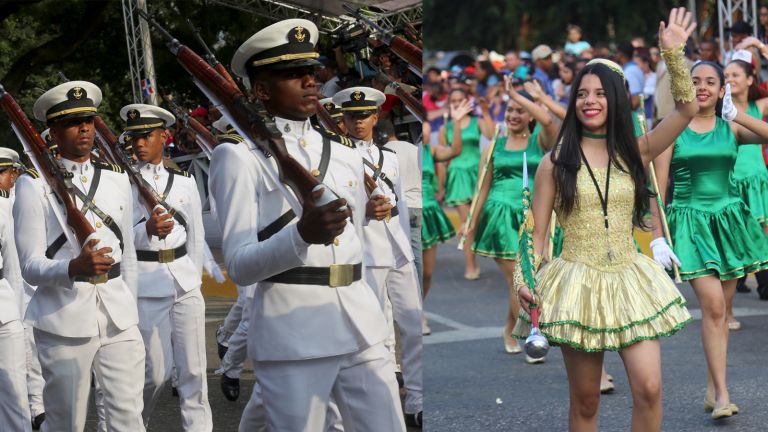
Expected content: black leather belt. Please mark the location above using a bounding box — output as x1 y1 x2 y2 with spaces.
264 263 362 288
391 207 399 218
136 244 187 263
74 266 121 284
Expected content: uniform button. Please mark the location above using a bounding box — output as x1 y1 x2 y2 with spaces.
333 238 340 246
80 175 88 183
95 221 103 228
311 169 320 177
299 138 307 147
154 175 160 180
348 181 353 187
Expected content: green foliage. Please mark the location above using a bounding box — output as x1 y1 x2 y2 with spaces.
424 0 680 52
0 0 275 153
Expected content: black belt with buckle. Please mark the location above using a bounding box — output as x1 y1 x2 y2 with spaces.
74 266 121 284
264 263 362 288
136 244 187 263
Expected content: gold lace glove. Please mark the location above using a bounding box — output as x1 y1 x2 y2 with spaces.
661 44 695 103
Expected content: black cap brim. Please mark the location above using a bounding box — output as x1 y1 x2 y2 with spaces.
48 111 97 125
262 58 323 70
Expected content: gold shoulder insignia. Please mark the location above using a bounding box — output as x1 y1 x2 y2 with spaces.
216 133 245 145
25 168 40 179
93 160 124 173
313 125 355 148
167 167 191 177
0 189 8 198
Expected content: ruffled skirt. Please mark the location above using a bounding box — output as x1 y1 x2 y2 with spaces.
422 200 455 249
512 253 691 352
471 200 524 259
667 200 768 280
444 165 477 206
736 172 768 225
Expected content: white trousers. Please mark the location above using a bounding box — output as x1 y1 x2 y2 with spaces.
365 263 424 414
218 285 247 345
35 300 145 432
138 288 212 431
0 319 31 432
254 342 405 432
24 322 44 418
217 296 250 379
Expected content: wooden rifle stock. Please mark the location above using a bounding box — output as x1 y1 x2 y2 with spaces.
141 11 320 204
0 85 95 245
185 18 239 89
165 99 218 155
377 72 425 122
402 23 422 49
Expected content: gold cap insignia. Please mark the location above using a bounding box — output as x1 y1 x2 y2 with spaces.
351 91 364 101
289 26 307 43
323 102 335 111
68 87 85 100
127 109 139 120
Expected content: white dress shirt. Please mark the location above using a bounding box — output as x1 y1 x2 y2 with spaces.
132 161 204 297
209 117 387 361
14 158 138 338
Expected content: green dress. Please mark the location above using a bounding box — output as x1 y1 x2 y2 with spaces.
444 116 482 206
667 117 768 280
422 144 456 249
733 101 768 225
471 131 544 258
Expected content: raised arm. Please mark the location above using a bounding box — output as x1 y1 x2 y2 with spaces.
639 7 699 165
524 80 566 121
722 84 768 144
506 76 558 150
433 99 472 161
476 96 496 139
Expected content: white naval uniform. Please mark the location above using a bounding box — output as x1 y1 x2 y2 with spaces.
209 117 405 432
14 159 145 432
356 139 424 416
131 162 212 431
0 189 31 432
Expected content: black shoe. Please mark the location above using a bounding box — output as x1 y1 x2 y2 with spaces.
221 374 240 401
405 411 422 429
736 278 751 293
31 413 45 430
395 371 404 389
171 385 179 397
758 285 768 300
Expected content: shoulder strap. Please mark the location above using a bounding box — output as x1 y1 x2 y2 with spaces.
256 134 332 241
158 170 188 231
363 147 399 203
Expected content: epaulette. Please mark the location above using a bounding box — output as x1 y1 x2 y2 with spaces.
312 124 354 148
0 189 8 198
92 160 124 173
24 168 40 179
167 167 190 177
216 133 245 145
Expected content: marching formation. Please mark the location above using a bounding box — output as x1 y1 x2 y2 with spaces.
0 11 423 432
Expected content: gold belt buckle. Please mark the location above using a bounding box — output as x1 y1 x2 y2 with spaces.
89 273 109 284
329 264 354 288
158 248 175 263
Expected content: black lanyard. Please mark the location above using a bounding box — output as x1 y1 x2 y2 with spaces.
579 148 611 232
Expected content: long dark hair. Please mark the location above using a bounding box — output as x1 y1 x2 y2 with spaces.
727 59 768 101
550 63 652 228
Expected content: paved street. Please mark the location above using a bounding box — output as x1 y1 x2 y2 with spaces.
424 236 768 432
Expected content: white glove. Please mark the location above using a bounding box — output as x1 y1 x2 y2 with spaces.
650 237 681 270
721 83 738 121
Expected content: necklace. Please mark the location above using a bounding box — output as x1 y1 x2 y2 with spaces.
510 132 530 139
582 130 607 139
579 148 614 261
695 113 716 118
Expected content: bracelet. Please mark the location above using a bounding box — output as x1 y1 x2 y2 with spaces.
660 44 695 103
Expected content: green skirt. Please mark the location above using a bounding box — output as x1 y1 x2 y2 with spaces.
667 200 768 280
736 172 768 225
471 199 524 259
422 200 455 249
445 165 477 206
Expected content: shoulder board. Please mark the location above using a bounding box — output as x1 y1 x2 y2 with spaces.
216 133 245 145
381 146 395 153
167 167 190 177
92 160 124 173
24 168 40 179
0 189 8 199
312 124 354 148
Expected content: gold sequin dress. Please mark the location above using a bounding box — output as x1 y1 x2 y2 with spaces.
512 165 692 351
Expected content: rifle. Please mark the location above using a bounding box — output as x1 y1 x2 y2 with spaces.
0 84 96 246
401 22 422 49
139 10 341 210
185 18 239 89
375 71 425 122
164 94 217 158
342 5 422 77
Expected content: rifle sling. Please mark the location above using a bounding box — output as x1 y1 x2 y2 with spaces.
257 135 330 242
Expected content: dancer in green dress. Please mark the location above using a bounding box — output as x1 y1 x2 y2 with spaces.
465 80 558 357
724 58 768 329
439 89 494 279
652 61 768 419
422 101 473 335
